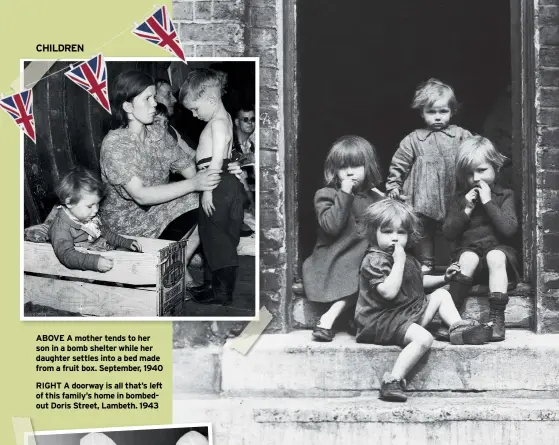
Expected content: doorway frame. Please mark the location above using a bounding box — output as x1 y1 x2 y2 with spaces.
283 0 537 315
510 0 537 282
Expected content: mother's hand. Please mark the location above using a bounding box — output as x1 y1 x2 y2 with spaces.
193 168 221 191
227 161 244 180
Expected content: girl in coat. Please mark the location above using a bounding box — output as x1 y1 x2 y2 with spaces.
386 79 473 273
443 136 519 341
303 135 383 342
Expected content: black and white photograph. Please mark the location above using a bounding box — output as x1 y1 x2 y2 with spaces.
170 1 559 444
29 424 211 445
22 57 258 320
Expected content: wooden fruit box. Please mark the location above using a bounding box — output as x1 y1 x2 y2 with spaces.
24 237 189 317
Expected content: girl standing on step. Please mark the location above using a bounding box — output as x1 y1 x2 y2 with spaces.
355 199 490 402
443 136 519 342
386 79 473 273
303 135 384 342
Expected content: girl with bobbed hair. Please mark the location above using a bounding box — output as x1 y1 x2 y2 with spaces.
302 135 384 342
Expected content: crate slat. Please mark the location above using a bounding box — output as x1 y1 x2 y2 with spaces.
24 241 161 285
24 274 158 317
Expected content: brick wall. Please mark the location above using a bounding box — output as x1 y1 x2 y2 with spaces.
172 0 288 335
246 0 287 332
173 0 247 57
536 0 559 333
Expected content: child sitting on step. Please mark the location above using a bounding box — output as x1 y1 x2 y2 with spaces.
443 136 519 342
355 199 491 402
50 166 142 272
303 135 384 342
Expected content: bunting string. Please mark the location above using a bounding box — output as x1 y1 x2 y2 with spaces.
1 4 187 142
17 5 162 92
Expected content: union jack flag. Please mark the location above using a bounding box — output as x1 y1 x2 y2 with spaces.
133 5 186 61
0 90 35 142
65 53 111 113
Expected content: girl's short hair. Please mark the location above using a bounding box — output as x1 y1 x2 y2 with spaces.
323 135 382 189
179 68 227 103
412 78 458 114
110 70 154 128
455 135 509 191
358 199 422 247
55 166 106 205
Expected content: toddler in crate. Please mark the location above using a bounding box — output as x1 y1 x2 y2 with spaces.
49 166 142 272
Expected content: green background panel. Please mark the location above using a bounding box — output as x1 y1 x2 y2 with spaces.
1 0 174 442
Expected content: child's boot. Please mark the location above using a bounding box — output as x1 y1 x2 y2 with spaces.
212 269 230 306
190 281 212 299
448 272 473 311
488 292 509 342
196 266 237 306
449 319 491 345
379 373 407 402
190 263 213 301
222 266 238 306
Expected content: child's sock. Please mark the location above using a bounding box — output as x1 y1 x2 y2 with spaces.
448 272 473 312
317 311 336 330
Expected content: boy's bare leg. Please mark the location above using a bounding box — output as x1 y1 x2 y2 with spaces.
486 250 508 293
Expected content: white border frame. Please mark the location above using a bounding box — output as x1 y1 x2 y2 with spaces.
25 422 213 445
20 56 260 322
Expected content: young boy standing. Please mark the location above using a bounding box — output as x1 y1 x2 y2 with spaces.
179 69 244 306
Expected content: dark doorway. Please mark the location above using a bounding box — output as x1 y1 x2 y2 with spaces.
297 0 512 264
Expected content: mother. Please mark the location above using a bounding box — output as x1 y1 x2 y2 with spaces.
99 70 233 275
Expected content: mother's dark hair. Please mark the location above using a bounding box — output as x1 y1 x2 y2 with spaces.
110 70 154 128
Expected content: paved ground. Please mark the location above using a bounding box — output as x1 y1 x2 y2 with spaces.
181 254 256 318
24 247 256 319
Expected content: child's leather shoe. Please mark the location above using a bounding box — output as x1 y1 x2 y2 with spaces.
449 319 491 345
379 373 407 402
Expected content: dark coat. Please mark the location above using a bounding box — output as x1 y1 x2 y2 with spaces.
386 125 473 221
302 187 382 303
442 184 519 283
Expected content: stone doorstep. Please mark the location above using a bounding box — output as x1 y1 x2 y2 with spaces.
220 330 559 396
292 283 533 329
173 396 559 423
173 346 222 395
173 330 559 396
173 397 559 445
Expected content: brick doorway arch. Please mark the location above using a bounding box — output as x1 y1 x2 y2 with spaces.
284 0 538 329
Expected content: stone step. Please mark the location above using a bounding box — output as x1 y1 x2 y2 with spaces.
173 396 559 445
216 330 558 397
291 282 533 329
